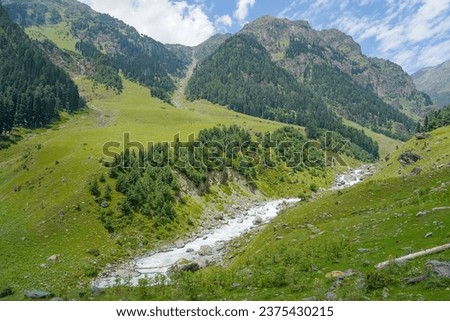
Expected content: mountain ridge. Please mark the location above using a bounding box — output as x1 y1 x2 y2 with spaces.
412 59 450 108
239 16 430 117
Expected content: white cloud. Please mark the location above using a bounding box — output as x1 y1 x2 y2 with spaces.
234 0 256 21
78 0 215 46
215 14 232 32
319 0 450 72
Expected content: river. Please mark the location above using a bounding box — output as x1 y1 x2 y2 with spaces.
94 165 374 288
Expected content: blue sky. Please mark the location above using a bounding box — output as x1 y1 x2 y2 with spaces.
79 0 450 73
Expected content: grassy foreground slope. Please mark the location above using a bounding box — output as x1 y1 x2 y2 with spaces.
100 126 450 301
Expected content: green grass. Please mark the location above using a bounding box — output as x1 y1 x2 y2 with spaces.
343 118 402 158
0 77 327 300
26 22 77 52
95 127 450 301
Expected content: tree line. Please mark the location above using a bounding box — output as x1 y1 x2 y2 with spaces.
0 4 83 134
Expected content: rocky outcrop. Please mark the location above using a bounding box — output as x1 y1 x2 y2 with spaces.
241 16 423 110
398 152 421 166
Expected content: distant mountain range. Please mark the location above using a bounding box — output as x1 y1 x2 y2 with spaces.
412 60 450 108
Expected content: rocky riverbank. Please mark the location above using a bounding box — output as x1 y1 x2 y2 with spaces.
331 164 376 190
93 199 300 288
93 166 376 289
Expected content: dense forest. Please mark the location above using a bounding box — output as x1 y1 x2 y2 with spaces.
419 105 450 132
71 14 184 103
0 4 82 133
186 35 379 160
102 124 340 233
302 63 416 140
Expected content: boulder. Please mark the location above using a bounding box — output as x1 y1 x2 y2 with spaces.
171 259 200 273
100 201 110 208
411 167 422 176
24 290 54 299
324 292 337 301
424 232 433 238
48 254 59 262
416 211 428 217
398 151 421 166
426 260 450 278
415 133 431 140
198 245 213 256
252 216 263 226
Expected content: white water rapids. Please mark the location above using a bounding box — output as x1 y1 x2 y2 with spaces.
94 165 373 288
94 199 299 288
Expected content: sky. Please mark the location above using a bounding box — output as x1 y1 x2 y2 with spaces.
78 0 450 73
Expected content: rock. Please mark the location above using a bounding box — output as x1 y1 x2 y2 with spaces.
398 151 422 166
275 236 284 241
186 248 195 253
425 148 432 152
231 283 241 289
324 292 337 301
363 260 371 267
50 297 64 301
382 287 390 299
326 271 344 279
252 216 263 226
174 240 184 249
198 245 213 256
302 296 317 301
24 290 54 299
424 232 433 238
39 264 50 269
415 133 431 140
171 259 200 273
48 254 59 262
426 260 450 278
358 248 369 253
100 201 109 208
432 206 450 212
342 269 355 277
306 224 321 234
416 211 428 217
404 274 428 284
411 167 422 176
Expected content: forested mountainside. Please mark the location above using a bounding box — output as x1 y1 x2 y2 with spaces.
240 16 431 118
413 60 450 108
0 4 82 134
187 34 379 160
419 105 450 132
3 0 186 103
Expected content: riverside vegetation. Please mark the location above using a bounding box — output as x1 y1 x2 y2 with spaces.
0 0 449 301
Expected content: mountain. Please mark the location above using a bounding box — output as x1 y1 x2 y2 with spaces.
412 60 450 108
240 16 431 118
187 18 419 143
0 3 82 135
3 0 187 103
187 34 379 160
166 33 232 67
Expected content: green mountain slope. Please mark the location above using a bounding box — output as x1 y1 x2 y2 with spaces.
412 60 450 108
186 34 379 160
241 16 431 119
0 4 82 135
3 0 186 102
